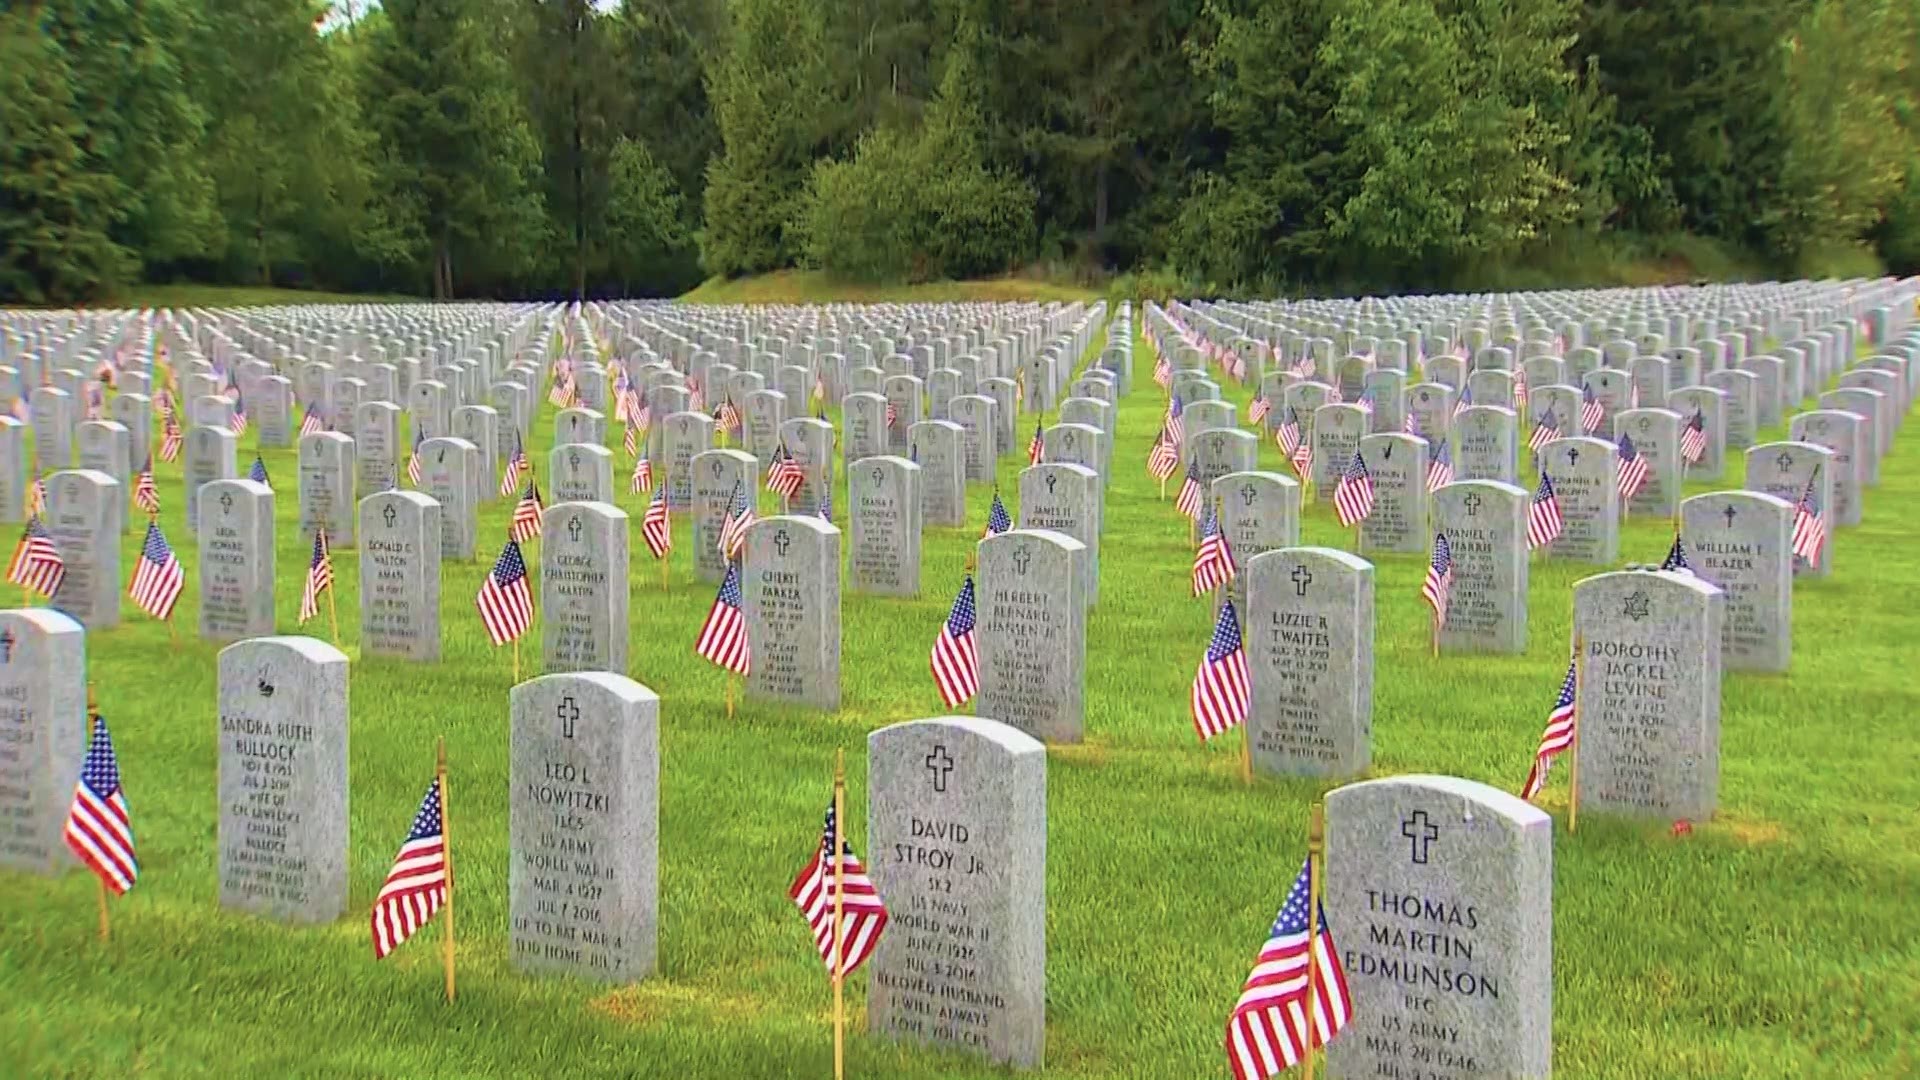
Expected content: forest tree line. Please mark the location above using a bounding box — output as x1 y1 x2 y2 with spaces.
3 0 1917 305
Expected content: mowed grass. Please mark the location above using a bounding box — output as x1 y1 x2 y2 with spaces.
3 320 1919 1079
113 284 422 309
680 270 1099 306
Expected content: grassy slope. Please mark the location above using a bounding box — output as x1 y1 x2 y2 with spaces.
680 270 1098 306
2 317 1917 1079
115 284 422 309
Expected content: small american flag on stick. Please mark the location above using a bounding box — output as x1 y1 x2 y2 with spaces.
7 516 65 599
1791 466 1827 563
1192 504 1235 596
1680 408 1707 465
511 480 544 543
476 540 534 646
1420 532 1453 630
133 457 159 513
1526 471 1564 549
1520 652 1579 801
641 486 672 559
1225 855 1352 1080
694 562 751 675
370 775 449 960
128 519 185 621
788 799 888 978
1333 454 1374 528
1191 599 1250 741
65 715 138 896
929 576 979 709
299 528 333 624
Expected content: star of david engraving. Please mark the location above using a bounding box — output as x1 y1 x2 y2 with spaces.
1624 591 1651 621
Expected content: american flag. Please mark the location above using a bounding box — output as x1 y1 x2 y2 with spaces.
129 519 185 621
1661 531 1692 573
1027 420 1044 466
633 401 652 436
768 445 806 499
1175 464 1206 520
1153 353 1172 389
1450 384 1472 420
630 454 654 495
1519 654 1579 802
549 374 575 408
1226 857 1352 1080
7 516 66 600
716 397 741 435
476 539 534 646
1276 405 1303 458
694 562 751 674
500 433 528 497
1527 471 1564 549
885 400 898 429
1680 408 1707 465
930 575 980 708
983 489 1012 538
1403 408 1421 437
687 378 704 414
405 427 424 487
133 458 159 513
624 421 639 459
1420 532 1453 628
1353 390 1375 417
1148 429 1180 482
159 417 183 462
511 479 544 543
248 454 270 489
229 394 249 437
787 801 889 978
1248 392 1271 427
299 528 333 624
641 486 672 559
64 715 137 896
718 480 756 561
300 404 326 439
1332 454 1374 528
370 776 448 960
613 374 632 422
1615 432 1649 500
818 483 833 522
1191 599 1251 741
1425 438 1454 493
1579 384 1604 434
1791 466 1827 562
1192 504 1236 596
1514 366 1529 414
812 371 827 404
1528 408 1560 453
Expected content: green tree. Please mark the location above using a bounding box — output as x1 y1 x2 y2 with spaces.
0 10 137 302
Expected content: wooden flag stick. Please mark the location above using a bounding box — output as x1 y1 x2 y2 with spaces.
1239 725 1253 786
1430 610 1440 659
725 676 736 719
1303 802 1325 1080
512 638 520 684
438 738 457 1003
832 748 848 1080
326 578 341 649
1569 635 1584 835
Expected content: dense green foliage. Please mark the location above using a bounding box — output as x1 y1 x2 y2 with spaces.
2 0 1916 303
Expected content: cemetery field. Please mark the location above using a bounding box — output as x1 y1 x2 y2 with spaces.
679 270 1101 306
5 323 1920 1079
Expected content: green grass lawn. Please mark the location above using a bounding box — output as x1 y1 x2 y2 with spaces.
680 270 1099 306
113 284 422 309
3 319 1917 1079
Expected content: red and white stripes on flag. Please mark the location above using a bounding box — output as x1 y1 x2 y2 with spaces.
6 516 65 599
694 562 751 675
129 519 185 621
641 487 672 559
370 777 448 960
787 802 889 978
1526 471 1564 549
1332 453 1374 528
1226 858 1352 1080
1520 653 1580 801
1192 505 1236 597
1192 599 1251 741
476 540 534 646
929 576 979 709
65 715 138 896
1791 467 1828 562
1420 532 1454 630
299 528 333 624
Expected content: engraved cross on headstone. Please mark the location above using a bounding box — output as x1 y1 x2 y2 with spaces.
773 529 791 557
567 515 583 543
1291 565 1313 597
557 695 579 739
1012 547 1032 576
1776 451 1795 474
925 745 954 793
1045 472 1057 494
1241 483 1257 507
383 503 397 528
221 491 234 514
1464 492 1482 516
1402 811 1440 865
1723 505 1738 528
1567 446 1580 467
